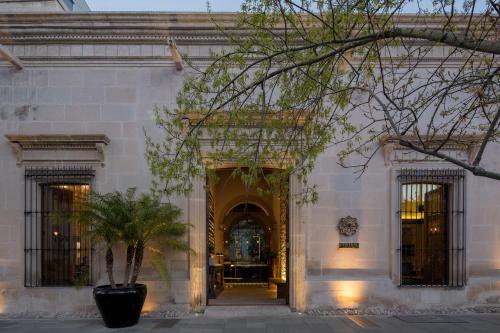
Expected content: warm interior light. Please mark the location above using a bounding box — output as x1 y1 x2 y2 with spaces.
429 226 440 233
53 231 59 237
51 184 90 192
401 212 424 220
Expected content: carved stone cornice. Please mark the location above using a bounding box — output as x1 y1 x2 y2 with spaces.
380 135 483 166
0 13 492 67
3 34 180 44
0 12 487 46
0 13 244 46
0 33 233 48
5 134 110 166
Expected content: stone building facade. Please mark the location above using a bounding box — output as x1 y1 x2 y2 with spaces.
0 1 499 316
0 0 89 12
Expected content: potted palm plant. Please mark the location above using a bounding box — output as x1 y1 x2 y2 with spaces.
77 188 190 328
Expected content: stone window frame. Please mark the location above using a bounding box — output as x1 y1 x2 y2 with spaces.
5 134 110 167
390 167 467 288
4 134 110 288
24 166 95 288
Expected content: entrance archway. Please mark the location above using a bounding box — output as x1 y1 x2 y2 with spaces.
187 170 305 312
206 169 288 305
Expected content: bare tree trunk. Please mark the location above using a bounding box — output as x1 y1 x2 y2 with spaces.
124 244 135 287
105 246 116 289
129 241 144 287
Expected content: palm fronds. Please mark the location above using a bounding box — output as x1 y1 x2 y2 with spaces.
74 188 191 289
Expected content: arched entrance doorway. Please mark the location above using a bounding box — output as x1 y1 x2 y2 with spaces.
226 218 269 266
206 169 289 305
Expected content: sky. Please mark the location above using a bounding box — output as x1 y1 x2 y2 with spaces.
85 0 486 12
86 0 244 12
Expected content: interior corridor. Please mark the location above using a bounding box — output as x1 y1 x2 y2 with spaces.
207 169 289 306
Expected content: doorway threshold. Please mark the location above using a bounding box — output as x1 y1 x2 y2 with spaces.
208 284 286 306
204 305 292 318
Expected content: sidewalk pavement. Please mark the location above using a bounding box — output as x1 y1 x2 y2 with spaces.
1 314 500 333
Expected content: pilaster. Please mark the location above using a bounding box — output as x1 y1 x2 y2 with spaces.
188 176 207 312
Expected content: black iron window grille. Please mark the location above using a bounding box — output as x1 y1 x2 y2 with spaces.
397 169 465 287
24 167 94 287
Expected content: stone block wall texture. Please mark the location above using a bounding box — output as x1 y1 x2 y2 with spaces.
0 0 65 12
0 65 189 315
0 0 90 12
304 143 500 311
0 40 499 316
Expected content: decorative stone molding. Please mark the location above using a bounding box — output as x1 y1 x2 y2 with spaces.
0 13 237 47
0 12 487 49
0 43 23 69
4 35 188 44
5 134 110 166
0 41 183 69
381 135 482 166
337 216 359 237
0 13 485 69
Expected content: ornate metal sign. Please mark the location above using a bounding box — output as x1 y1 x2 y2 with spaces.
337 216 359 237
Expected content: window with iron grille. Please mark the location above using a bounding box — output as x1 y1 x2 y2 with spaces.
24 167 94 287
398 169 465 287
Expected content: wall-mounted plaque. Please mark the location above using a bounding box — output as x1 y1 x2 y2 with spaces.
339 242 360 248
337 216 359 236
338 216 359 248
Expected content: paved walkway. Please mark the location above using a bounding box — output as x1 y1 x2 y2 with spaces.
208 285 286 306
2 314 500 333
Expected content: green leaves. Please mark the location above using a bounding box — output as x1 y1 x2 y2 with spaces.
144 1 390 202
77 190 136 246
76 188 190 287
125 192 191 286
145 0 500 202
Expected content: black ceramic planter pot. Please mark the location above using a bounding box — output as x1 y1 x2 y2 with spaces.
93 284 147 328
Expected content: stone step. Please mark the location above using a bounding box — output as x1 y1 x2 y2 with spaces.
203 305 293 318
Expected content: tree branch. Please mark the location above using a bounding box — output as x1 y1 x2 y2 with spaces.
472 107 500 166
399 139 500 180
